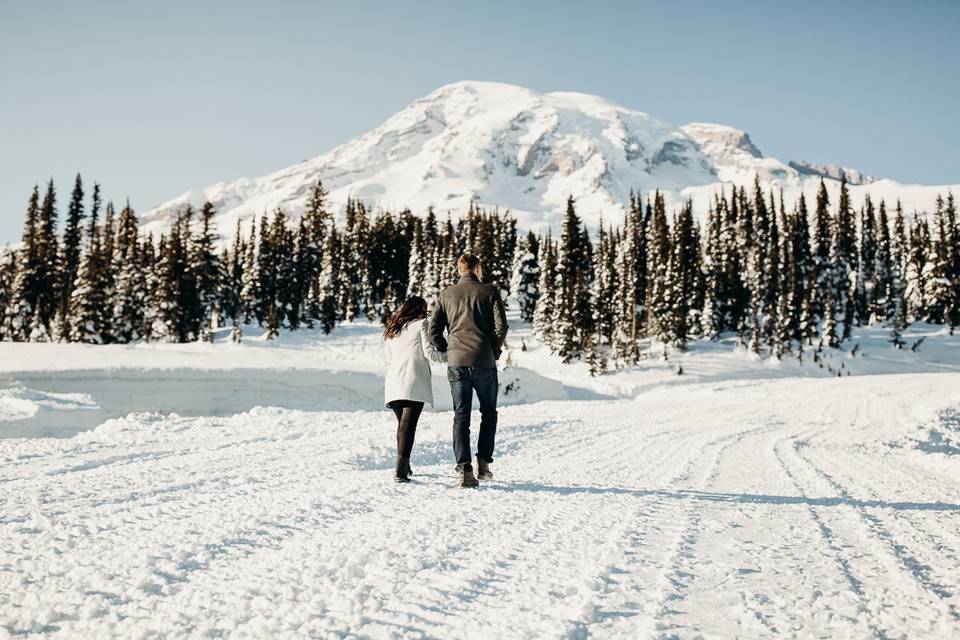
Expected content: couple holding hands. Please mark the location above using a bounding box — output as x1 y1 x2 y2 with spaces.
382 253 508 488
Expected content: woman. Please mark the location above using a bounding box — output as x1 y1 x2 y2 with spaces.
383 296 446 483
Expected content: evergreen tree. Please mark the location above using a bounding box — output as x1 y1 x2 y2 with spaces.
555 197 594 362
57 174 85 336
870 200 893 324
0 249 16 340
855 195 877 325
811 178 831 322
533 231 558 347
256 213 276 325
905 217 930 321
613 191 648 363
700 197 724 341
107 201 144 342
927 194 957 325
830 174 857 343
192 202 220 336
946 193 960 332
149 234 180 342
34 179 60 333
510 231 540 322
669 200 701 349
4 186 41 340
592 218 618 349
239 220 259 323
645 191 671 353
317 225 340 334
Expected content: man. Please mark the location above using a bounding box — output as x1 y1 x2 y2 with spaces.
429 253 508 488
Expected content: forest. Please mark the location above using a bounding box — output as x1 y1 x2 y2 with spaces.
1 176 957 374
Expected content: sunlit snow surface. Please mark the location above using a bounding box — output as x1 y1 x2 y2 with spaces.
1 322 960 638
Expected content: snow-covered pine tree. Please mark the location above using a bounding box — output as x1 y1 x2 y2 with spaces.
510 231 540 323
34 180 60 334
668 200 700 349
256 212 277 325
99 201 117 341
406 220 426 297
57 174 85 338
138 234 157 340
772 203 796 359
192 202 220 337
591 218 617 350
3 186 41 341
645 191 671 353
790 193 814 344
439 216 460 291
700 196 724 341
926 194 955 325
175 206 200 342
830 174 857 343
532 231 558 347
0 249 17 341
761 189 782 345
946 193 960 332
854 195 877 325
67 220 105 344
870 199 893 324
148 234 180 342
337 198 370 321
555 196 594 362
219 220 243 325
744 177 773 352
889 201 909 348
273 221 296 328
292 218 312 329
301 181 330 323
110 201 145 342
905 217 930 321
239 220 260 324
612 191 648 364
811 178 831 322
317 225 339 334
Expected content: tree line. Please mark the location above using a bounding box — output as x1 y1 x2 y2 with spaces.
0 175 957 375
0 178 515 344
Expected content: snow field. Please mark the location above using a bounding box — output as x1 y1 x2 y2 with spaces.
2 373 959 638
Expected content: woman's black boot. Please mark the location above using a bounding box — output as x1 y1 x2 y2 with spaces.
394 456 411 483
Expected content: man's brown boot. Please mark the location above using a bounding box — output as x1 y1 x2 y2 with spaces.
476 458 493 481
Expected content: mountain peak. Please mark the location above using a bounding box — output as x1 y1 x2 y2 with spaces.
140 82 945 241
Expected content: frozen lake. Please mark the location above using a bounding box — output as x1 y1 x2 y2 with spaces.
0 369 385 439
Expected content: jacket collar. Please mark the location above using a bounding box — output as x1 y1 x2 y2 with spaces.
459 273 480 283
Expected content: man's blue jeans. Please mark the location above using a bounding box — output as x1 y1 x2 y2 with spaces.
448 366 498 470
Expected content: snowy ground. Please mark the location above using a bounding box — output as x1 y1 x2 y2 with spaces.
2 323 960 638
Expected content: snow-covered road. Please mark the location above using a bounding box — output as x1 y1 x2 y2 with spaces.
2 373 959 638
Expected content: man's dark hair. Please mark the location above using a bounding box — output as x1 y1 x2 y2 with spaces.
457 252 481 273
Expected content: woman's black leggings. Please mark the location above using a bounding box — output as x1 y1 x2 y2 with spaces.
387 400 424 458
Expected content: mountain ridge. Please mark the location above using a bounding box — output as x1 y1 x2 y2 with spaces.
140 80 955 239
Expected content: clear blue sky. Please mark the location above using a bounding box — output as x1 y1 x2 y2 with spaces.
1 0 957 243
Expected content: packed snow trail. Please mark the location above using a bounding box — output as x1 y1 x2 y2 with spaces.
2 373 959 638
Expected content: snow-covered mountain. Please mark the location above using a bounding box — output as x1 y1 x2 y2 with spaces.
141 81 957 238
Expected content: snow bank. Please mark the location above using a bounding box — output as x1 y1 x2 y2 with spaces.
0 386 97 422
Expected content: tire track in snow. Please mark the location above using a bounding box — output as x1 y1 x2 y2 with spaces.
790 433 960 622
589 419 783 638
770 431 884 639
776 429 960 637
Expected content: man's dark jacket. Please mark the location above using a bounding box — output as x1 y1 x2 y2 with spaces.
428 273 508 368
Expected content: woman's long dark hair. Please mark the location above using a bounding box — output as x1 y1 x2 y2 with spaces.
384 296 429 339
